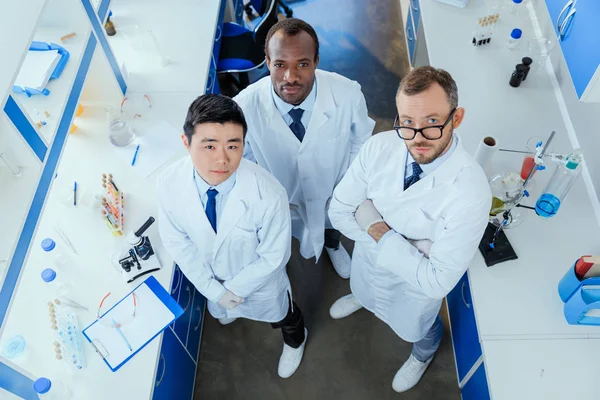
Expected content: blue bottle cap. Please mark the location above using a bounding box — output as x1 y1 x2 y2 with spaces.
41 238 56 252
511 29 522 39
1 335 26 359
33 378 52 394
513 0 523 3
41 268 56 283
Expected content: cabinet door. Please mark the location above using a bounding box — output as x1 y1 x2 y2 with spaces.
406 9 416 65
152 328 196 400
546 0 600 98
461 362 491 400
173 273 194 345
186 289 207 362
447 273 482 383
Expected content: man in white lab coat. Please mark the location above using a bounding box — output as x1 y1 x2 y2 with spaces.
157 94 307 379
234 18 375 278
328 67 492 392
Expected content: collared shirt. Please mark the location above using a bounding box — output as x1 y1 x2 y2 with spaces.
271 79 317 131
404 133 459 179
377 134 459 249
193 169 237 223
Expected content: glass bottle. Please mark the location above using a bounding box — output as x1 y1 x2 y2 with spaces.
105 106 135 147
535 151 583 218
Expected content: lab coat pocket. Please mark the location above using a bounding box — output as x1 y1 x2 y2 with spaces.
228 227 260 271
408 208 438 240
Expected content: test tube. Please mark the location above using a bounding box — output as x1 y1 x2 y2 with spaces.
0 152 21 176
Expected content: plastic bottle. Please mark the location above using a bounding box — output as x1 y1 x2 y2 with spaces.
33 377 72 400
41 238 69 268
1 335 26 359
41 268 70 297
535 151 583 218
509 0 523 15
507 28 522 50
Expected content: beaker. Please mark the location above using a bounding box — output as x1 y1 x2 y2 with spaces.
105 106 135 147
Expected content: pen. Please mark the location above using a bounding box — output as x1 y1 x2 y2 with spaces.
112 318 133 352
73 181 77 206
131 145 140 166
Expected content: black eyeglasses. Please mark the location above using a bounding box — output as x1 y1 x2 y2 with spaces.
393 108 457 140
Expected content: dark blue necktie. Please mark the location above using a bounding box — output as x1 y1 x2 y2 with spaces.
288 108 305 142
404 162 423 190
205 188 218 233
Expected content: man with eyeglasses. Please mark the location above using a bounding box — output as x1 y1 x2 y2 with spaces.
327 66 491 392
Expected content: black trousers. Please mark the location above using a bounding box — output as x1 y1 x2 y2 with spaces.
324 229 341 250
271 294 305 348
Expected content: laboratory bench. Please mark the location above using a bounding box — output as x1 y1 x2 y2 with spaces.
0 0 225 398
402 0 600 399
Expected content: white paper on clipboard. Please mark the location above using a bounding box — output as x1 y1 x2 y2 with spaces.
83 283 175 369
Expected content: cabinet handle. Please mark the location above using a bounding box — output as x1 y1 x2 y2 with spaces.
407 26 414 41
215 24 223 43
171 268 181 294
411 0 419 12
155 354 166 387
461 281 471 309
556 0 574 35
559 9 576 41
183 286 192 312
194 306 203 331
205 72 214 93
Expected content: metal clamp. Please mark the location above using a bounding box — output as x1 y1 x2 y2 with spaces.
461 281 471 309
155 354 166 387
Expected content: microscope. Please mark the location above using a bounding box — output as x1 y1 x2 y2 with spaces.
112 217 161 283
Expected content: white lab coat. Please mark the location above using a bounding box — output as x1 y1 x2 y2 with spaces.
234 70 375 260
329 131 491 342
157 157 292 323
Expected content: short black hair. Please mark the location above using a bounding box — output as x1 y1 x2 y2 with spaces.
183 94 247 143
265 18 319 62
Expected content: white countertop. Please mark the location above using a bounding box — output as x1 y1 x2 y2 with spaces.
418 0 600 398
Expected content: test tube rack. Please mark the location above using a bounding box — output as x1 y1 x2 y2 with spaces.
472 14 499 46
48 301 86 369
100 173 124 236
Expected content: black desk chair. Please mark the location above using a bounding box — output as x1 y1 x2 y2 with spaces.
217 0 278 89
245 0 293 19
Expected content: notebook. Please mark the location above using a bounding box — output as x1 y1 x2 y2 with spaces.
82 275 183 372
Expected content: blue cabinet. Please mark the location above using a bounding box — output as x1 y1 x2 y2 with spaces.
545 0 600 101
461 362 491 400
447 273 482 383
152 328 196 400
406 9 416 65
410 0 421 33
174 273 194 343
187 289 207 361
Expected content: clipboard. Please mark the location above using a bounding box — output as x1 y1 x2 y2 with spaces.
82 275 183 372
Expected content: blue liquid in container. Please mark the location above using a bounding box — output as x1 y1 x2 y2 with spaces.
535 193 561 218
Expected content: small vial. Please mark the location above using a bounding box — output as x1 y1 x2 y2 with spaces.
510 0 523 15
41 269 70 297
33 377 72 400
41 238 69 268
507 28 522 50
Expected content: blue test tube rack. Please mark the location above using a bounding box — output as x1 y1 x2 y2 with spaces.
558 261 600 326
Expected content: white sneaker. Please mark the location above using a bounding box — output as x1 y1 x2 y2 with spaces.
392 354 433 393
278 328 308 379
218 317 237 325
329 294 363 319
326 246 351 279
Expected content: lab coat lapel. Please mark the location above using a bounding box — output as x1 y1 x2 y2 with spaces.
259 83 303 149
212 167 251 255
182 159 216 240
302 70 336 148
